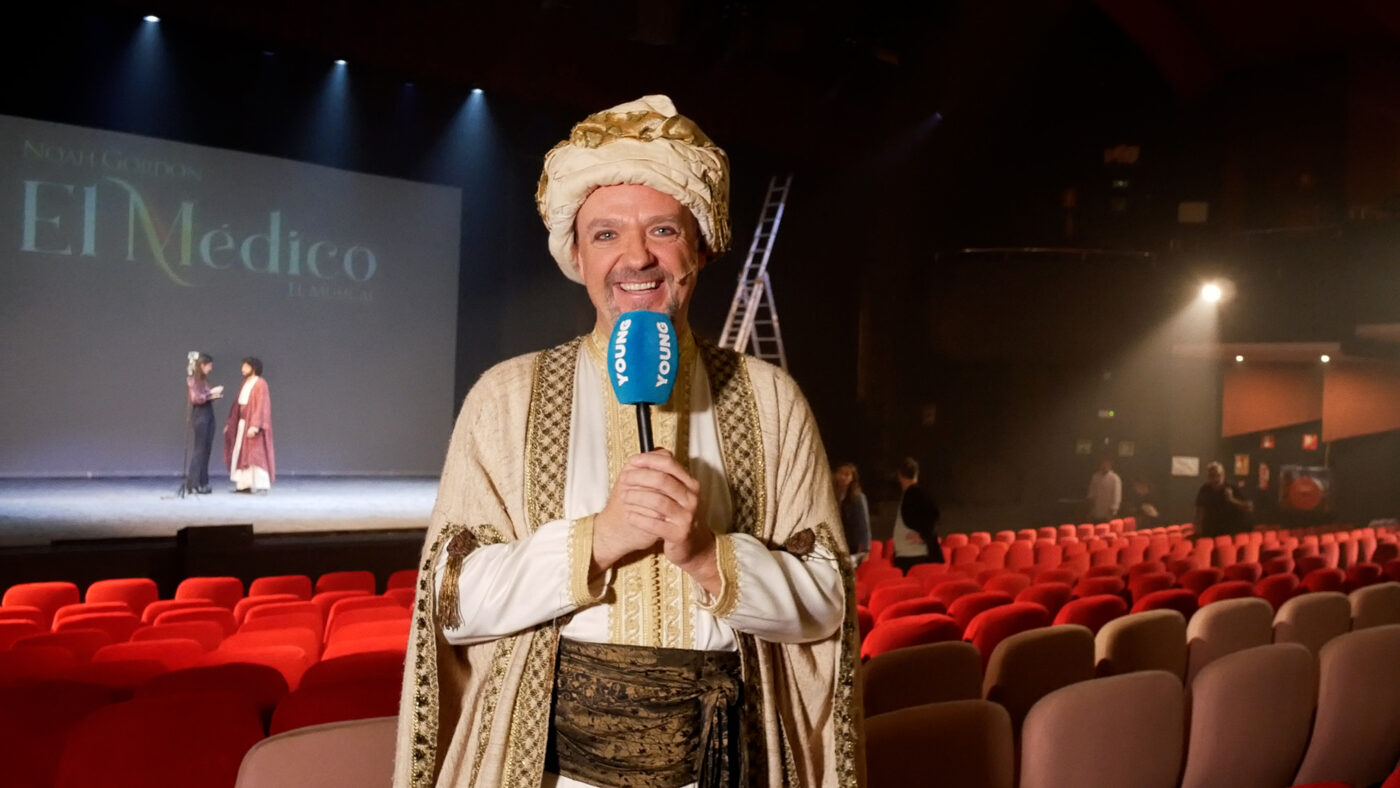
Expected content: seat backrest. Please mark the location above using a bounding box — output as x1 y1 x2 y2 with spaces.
155 606 238 636
1255 573 1301 611
966 603 1054 670
248 575 313 600
269 683 404 736
1350 582 1400 630
315 571 377 595
1053 594 1127 635
1020 671 1183 788
1292 625 1400 787
1273 591 1351 657
983 572 1032 598
862 640 981 717
1302 568 1347 593
385 570 419 590
1179 643 1316 788
55 690 265 788
85 578 159 618
141 599 214 625
0 619 44 650
0 680 118 788
1178 568 1223 596
2 581 80 629
1131 589 1199 620
92 638 206 672
861 613 962 661
1094 609 1186 680
1185 597 1275 686
1128 571 1175 603
234 594 302 626
1016 583 1073 618
175 577 245 610
874 596 946 624
948 592 1014 631
53 612 141 643
130 621 226 651
137 663 289 713
1197 581 1255 606
236 716 397 788
982 623 1093 734
869 583 929 620
13 628 113 661
865 700 1013 788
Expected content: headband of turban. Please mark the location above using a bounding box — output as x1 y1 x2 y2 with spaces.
536 95 731 282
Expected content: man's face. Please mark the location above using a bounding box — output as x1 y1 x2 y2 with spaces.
572 184 706 333
1207 466 1224 487
241 362 253 378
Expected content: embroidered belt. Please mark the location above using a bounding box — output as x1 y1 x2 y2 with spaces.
547 638 743 788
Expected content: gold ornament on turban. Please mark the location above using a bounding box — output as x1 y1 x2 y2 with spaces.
536 95 731 282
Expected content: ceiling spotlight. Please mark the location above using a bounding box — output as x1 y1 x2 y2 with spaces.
471 88 484 95
334 59 347 66
1200 282 1223 303
1234 355 1244 363
143 14 159 22
1320 355 1331 363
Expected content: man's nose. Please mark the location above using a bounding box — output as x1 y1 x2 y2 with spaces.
618 230 655 267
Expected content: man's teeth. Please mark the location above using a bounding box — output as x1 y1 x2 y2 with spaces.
619 282 660 292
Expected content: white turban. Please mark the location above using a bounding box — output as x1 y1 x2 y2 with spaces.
536 95 731 282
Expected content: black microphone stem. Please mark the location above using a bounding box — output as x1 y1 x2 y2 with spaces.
636 403 654 453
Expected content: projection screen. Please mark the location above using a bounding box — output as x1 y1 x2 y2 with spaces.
0 115 461 476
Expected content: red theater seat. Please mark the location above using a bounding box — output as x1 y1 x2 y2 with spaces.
1086 565 1126 579
1126 560 1167 579
175 577 244 610
947 592 1014 631
1132 588 1199 619
1345 563 1384 592
91 639 205 673
52 601 132 628
315 571 377 595
246 601 324 632
1016 583 1074 619
874 597 947 624
84 578 158 619
311 590 374 622
964 602 1053 669
234 594 302 625
324 607 409 644
1178 568 1224 597
205 645 312 691
2 581 80 629
1302 568 1347 594
321 636 407 661
868 583 927 620
0 680 117 788
137 663 289 716
1075 576 1125 599
300 650 405 690
1129 571 1176 603
386 569 419 590
13 629 113 661
0 646 77 685
929 580 983 609
1053 594 1127 635
1034 568 1077 586
269 682 403 735
1197 581 1256 606
0 605 44 628
0 619 43 650
131 621 225 651
54 691 264 788
984 572 1032 598
1224 562 1264 583
857 606 873 640
141 599 214 625
53 612 140 643
904 563 948 589
861 614 962 661
155 606 238 637
1255 574 1301 611
383 587 416 608
248 575 313 600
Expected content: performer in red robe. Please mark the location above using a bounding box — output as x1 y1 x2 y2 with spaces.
224 356 275 493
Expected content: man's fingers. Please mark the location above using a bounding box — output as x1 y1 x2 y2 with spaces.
625 452 701 493
617 468 697 506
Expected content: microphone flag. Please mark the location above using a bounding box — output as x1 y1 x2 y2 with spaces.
607 310 678 451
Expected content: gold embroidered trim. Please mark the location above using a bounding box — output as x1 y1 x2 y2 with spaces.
698 533 741 619
815 522 862 788
499 337 578 786
466 636 518 786
409 525 455 788
697 342 766 537
503 626 560 787
568 516 607 607
523 339 581 536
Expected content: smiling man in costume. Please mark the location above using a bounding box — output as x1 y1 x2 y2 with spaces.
393 95 863 788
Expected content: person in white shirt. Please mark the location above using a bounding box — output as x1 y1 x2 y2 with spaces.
1086 457 1122 521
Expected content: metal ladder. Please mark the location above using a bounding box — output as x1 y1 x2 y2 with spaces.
719 174 792 369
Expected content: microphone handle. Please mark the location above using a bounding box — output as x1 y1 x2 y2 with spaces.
635 403 654 453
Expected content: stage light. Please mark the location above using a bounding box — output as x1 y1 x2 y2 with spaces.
1321 354 1331 363
1235 355 1244 362
143 15 159 23
471 88 483 95
1200 282 1223 303
334 58 347 66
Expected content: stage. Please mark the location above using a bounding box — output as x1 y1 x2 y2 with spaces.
0 477 438 548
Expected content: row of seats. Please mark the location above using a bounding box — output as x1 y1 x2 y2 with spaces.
2 650 405 788
865 625 1400 788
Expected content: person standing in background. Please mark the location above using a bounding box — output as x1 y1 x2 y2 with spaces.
834 461 871 565
224 356 275 494
893 456 942 571
1086 456 1122 521
184 352 222 494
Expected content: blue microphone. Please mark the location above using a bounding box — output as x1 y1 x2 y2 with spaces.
606 310 678 452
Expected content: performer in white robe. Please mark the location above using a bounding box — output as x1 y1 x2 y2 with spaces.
394 95 863 788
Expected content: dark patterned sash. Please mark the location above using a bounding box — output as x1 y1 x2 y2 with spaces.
547 638 743 788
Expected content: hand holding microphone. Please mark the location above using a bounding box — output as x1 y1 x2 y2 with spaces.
590 312 719 593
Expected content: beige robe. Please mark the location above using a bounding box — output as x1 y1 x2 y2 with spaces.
393 336 864 787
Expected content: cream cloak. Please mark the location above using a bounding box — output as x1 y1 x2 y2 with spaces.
393 337 865 787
